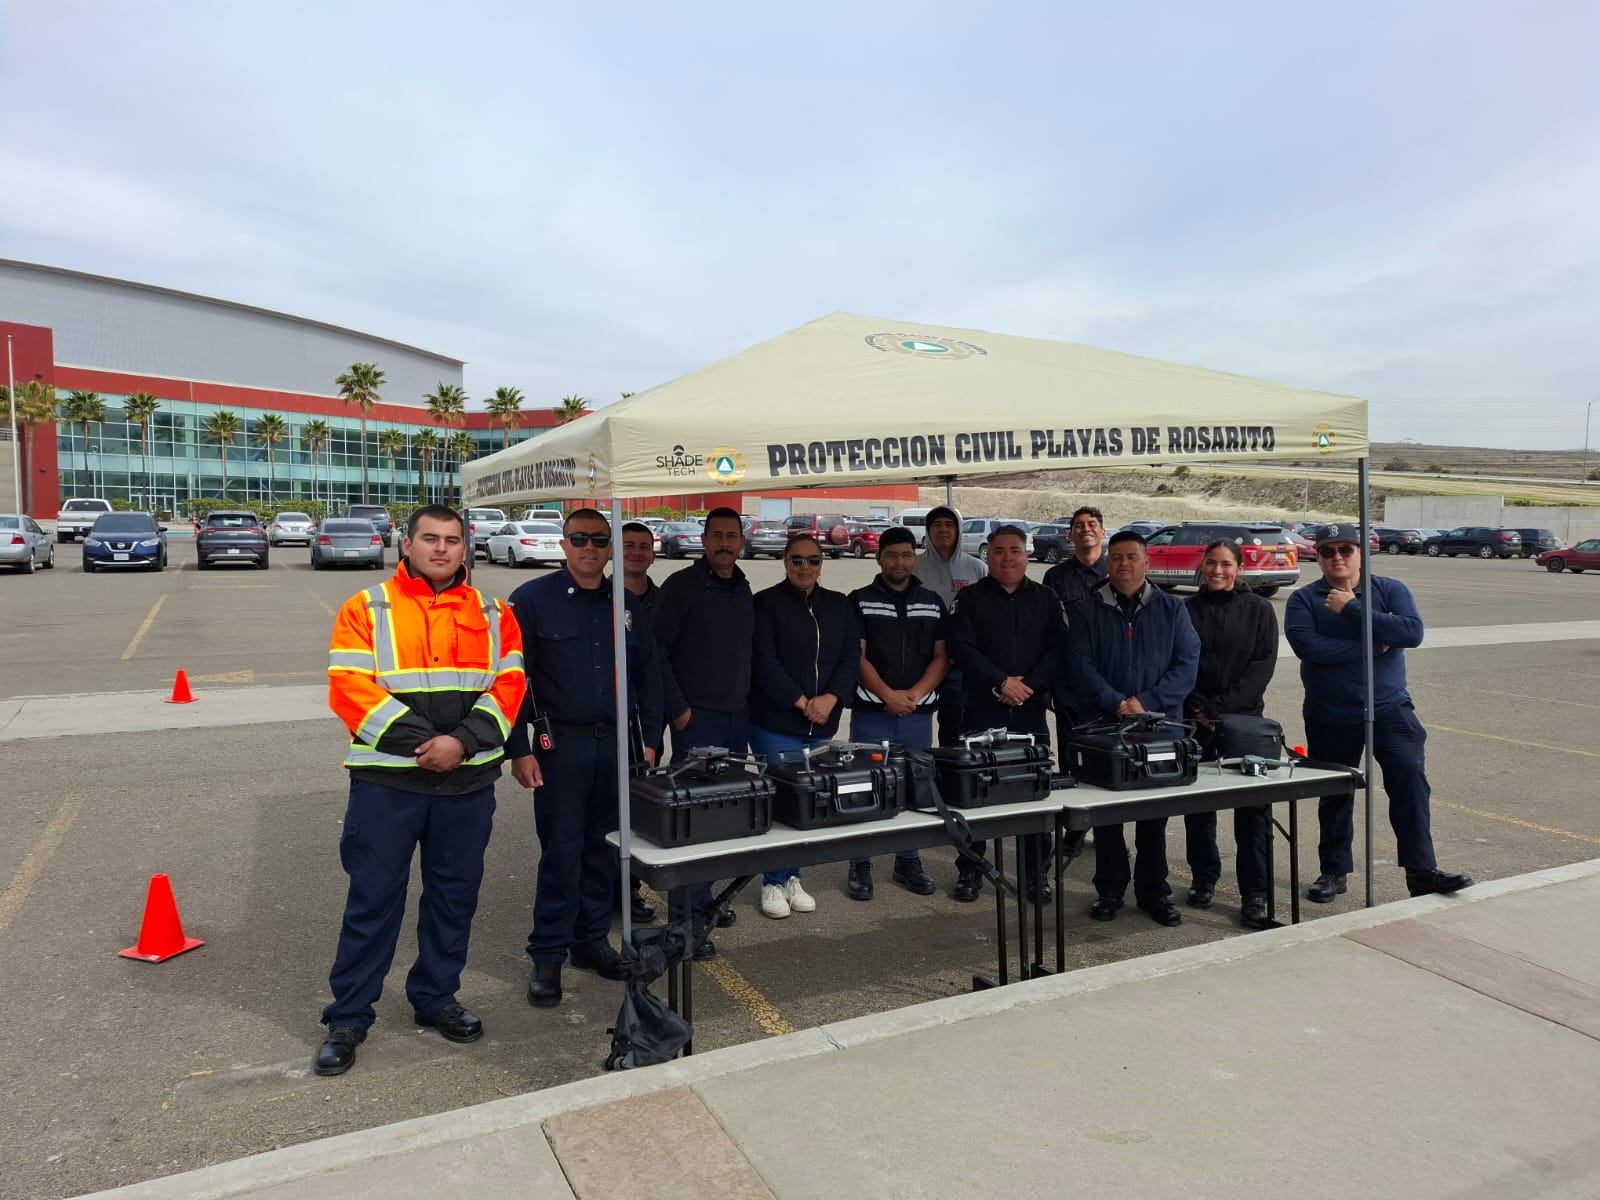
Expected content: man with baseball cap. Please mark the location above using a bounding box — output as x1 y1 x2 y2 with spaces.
1285 523 1473 903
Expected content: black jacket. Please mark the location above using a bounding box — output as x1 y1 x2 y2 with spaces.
1182 587 1279 719
946 574 1066 717
749 581 860 738
1041 553 1108 624
848 574 948 712
653 557 755 717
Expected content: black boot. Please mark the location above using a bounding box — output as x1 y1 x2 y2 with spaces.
847 861 874 901
527 962 562 1007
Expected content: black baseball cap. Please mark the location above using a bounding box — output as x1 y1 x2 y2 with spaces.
1315 523 1362 549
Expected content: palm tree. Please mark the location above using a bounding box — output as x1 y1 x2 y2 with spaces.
301 418 332 506
122 392 162 502
203 410 243 498
448 430 476 505
62 390 107 482
1 380 58 513
335 362 385 503
378 428 407 503
412 428 440 505
424 382 467 431
253 413 288 501
555 394 589 424
486 386 525 451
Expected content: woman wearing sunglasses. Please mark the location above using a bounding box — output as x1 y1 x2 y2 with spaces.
748 536 861 918
1182 539 1280 930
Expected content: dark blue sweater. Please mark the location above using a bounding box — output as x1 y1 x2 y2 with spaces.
1067 580 1200 721
1285 574 1422 723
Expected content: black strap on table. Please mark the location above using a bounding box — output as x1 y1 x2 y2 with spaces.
910 747 1020 899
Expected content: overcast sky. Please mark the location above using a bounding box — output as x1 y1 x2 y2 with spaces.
3 1 1595 449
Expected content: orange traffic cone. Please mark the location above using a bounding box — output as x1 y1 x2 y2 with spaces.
165 670 197 704
119 874 205 963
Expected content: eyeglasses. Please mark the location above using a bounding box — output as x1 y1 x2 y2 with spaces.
787 554 824 567
1318 544 1358 558
566 532 611 548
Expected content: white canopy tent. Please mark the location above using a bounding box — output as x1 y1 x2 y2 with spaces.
462 312 1380 947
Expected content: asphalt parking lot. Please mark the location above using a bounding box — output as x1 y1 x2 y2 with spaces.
2 538 1597 1199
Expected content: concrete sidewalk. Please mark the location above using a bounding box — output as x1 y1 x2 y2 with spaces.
76 859 1600 1200
0 685 327 741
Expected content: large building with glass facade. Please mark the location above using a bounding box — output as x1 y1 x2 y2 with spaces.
1 259 554 517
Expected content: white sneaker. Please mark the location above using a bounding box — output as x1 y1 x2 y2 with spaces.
761 883 791 919
785 876 816 913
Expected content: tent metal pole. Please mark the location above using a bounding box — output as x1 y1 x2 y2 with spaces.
611 496 633 946
1359 459 1375 907
943 475 954 506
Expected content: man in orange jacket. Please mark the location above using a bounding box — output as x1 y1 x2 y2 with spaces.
314 504 526 1076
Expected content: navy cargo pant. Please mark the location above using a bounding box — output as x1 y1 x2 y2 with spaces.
528 730 620 963
1183 808 1271 900
322 778 496 1029
1305 702 1437 875
667 707 749 933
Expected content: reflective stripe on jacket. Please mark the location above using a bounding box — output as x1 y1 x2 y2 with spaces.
328 560 527 794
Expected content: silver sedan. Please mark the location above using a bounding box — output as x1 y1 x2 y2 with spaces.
310 519 386 570
0 513 55 573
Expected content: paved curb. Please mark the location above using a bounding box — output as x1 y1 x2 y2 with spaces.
72 856 1600 1200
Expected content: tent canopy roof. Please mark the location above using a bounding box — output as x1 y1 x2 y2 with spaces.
464 311 1367 506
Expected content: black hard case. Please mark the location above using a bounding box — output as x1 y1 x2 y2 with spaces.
927 730 1054 809
1068 722 1200 790
629 750 775 848
765 744 902 830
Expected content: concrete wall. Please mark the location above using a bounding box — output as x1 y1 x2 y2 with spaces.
1386 495 1600 542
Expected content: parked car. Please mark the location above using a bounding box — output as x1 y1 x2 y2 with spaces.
1285 528 1316 556
1536 538 1600 574
464 507 508 557
1108 519 1167 541
196 510 269 569
268 511 316 546
0 512 54 572
784 513 853 557
659 522 704 558
1375 527 1426 555
1422 527 1522 559
1144 522 1300 596
55 497 114 543
959 518 1035 560
311 518 386 570
1510 528 1561 559
83 511 168 572
1029 523 1073 563
843 521 882 557
343 504 395 547
741 518 789 559
486 520 564 567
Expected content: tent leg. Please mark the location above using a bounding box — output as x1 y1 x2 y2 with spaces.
1359 459 1375 908
943 475 954 506
611 497 633 946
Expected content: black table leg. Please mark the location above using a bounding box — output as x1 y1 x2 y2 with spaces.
974 837 1009 991
1266 807 1277 924
1289 798 1300 926
668 885 683 1014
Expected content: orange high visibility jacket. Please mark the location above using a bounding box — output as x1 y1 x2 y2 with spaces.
328 561 526 794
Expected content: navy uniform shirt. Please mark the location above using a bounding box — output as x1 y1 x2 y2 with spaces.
653 557 755 716
506 567 663 755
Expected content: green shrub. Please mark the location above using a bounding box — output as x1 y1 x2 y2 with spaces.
1384 457 1412 472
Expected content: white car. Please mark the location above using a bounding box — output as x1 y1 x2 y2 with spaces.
959 517 1035 560
486 520 564 567
267 511 316 546
465 507 510 558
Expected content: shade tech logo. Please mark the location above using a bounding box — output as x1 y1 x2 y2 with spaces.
705 446 745 487
655 444 705 477
865 332 987 360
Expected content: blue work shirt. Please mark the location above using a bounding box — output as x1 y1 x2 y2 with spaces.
653 557 755 717
506 568 663 755
1067 579 1200 721
1285 573 1423 724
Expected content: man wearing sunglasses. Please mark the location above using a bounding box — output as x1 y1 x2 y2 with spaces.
1286 523 1473 904
507 508 664 1008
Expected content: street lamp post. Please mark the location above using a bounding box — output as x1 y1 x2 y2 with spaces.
1585 399 1595 485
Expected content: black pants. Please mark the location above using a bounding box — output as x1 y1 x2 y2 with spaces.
323 779 495 1029
527 732 618 963
1305 703 1437 875
1184 807 1271 900
957 697 1051 881
1092 818 1171 905
667 707 749 932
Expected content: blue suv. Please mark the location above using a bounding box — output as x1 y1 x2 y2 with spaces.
83 512 169 572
